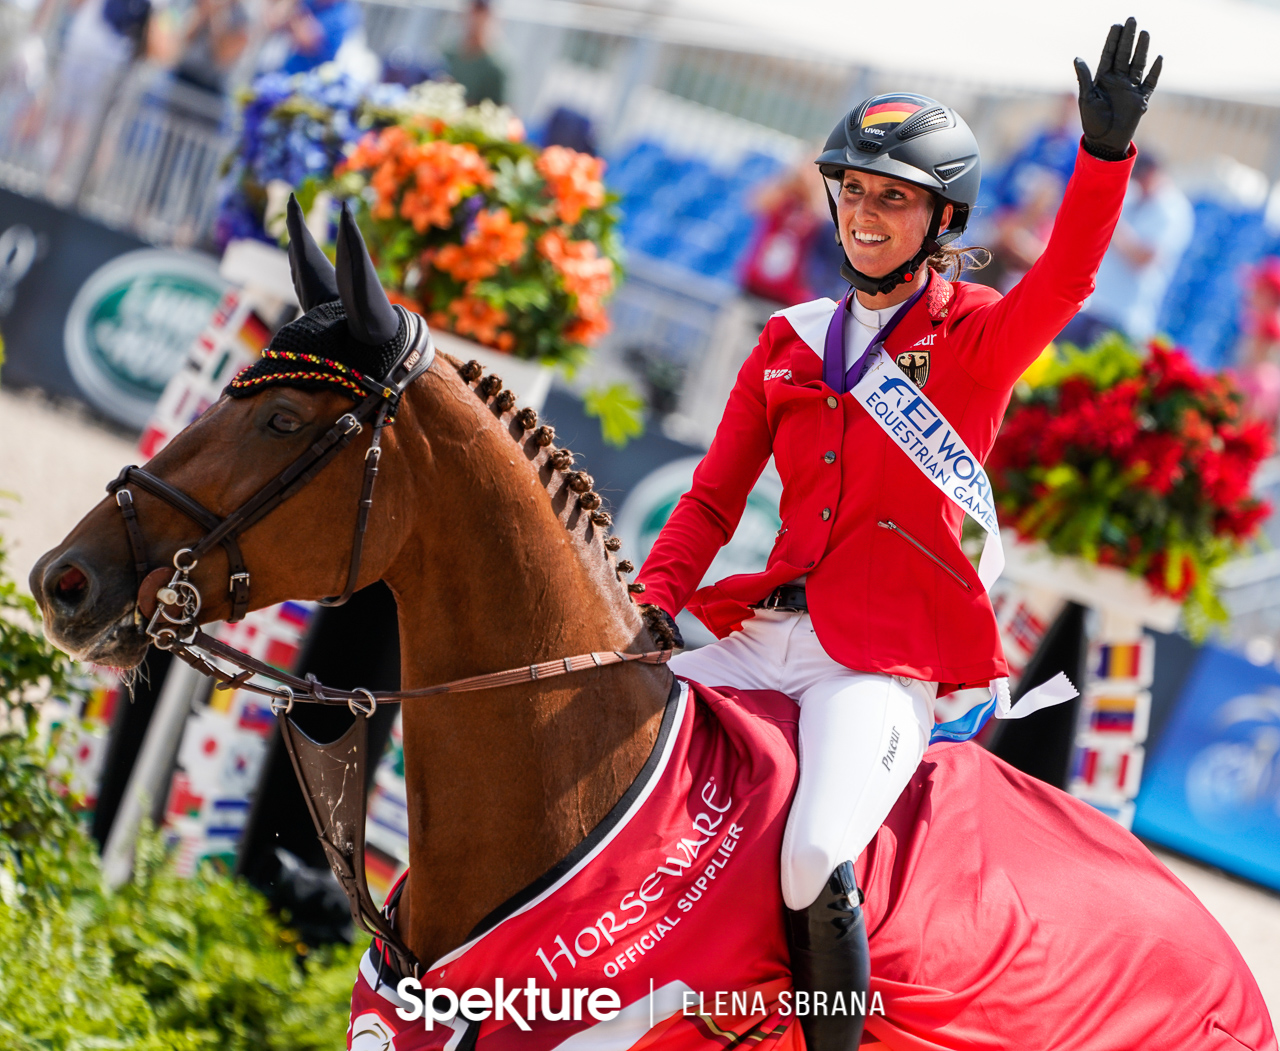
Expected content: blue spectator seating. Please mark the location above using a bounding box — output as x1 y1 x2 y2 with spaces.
974 152 1280 371
607 139 785 283
1159 199 1278 370
605 136 1279 367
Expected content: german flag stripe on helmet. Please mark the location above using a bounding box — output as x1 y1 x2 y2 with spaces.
862 101 923 128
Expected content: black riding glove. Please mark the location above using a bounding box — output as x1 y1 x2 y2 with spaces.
639 604 685 650
1074 17 1163 162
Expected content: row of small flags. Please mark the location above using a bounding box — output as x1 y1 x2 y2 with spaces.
137 285 311 874
364 715 411 905
989 581 1064 686
48 278 352 878
47 669 121 810
137 288 271 460
164 599 318 874
1069 639 1154 828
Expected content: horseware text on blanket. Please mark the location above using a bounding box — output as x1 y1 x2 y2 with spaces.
349 683 1278 1051
348 681 825 1050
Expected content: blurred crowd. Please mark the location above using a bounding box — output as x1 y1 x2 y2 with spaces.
0 0 508 202
5 0 1280 440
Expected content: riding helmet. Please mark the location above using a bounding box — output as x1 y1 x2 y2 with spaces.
815 93 981 295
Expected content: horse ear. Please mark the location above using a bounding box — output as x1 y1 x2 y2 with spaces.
335 201 400 346
285 194 340 311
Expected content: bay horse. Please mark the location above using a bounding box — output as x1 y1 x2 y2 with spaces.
30 205 1276 1051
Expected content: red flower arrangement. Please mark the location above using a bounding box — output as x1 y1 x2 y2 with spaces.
988 334 1272 632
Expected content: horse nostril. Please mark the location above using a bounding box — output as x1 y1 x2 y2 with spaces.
53 565 89 605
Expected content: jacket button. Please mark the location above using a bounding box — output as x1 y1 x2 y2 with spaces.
823 450 836 464
826 396 838 408
821 508 831 521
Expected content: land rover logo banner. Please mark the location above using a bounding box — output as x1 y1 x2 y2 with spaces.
64 249 226 429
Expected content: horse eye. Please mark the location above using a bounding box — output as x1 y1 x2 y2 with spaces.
268 413 302 434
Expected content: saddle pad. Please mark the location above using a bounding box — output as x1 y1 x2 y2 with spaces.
349 680 806 1050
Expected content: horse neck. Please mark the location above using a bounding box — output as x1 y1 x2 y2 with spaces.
381 365 672 965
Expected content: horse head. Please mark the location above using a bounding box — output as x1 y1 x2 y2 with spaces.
30 199 419 666
32 198 671 962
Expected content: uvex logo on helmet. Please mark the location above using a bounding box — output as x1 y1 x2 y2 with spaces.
816 92 981 298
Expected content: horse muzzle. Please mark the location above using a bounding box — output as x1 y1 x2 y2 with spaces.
30 544 151 667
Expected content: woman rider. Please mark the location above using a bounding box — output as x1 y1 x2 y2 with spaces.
635 19 1162 1050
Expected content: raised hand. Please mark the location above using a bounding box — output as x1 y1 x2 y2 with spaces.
1074 17 1163 161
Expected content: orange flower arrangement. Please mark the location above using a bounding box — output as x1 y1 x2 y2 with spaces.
342 131 492 233
536 146 606 224
329 116 620 365
447 295 513 349
538 229 615 320
231 76 634 435
434 208 528 282
564 312 611 344
401 140 492 232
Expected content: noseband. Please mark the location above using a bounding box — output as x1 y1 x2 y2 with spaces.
107 306 435 625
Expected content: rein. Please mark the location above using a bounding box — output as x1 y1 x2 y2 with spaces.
163 625 673 717
106 311 673 977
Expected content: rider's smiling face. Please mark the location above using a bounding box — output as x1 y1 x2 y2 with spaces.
834 171 952 281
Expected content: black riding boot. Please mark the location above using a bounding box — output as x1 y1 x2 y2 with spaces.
785 860 870 1050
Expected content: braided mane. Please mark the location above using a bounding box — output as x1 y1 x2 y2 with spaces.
450 357 676 648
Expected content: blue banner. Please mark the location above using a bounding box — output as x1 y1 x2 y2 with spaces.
1133 645 1280 893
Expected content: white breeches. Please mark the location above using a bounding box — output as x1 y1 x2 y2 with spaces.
669 610 935 910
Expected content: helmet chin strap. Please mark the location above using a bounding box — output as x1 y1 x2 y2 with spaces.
837 196 948 298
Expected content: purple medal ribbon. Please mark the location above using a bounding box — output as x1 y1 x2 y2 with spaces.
822 277 929 395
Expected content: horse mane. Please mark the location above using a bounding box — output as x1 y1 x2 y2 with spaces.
445 356 672 645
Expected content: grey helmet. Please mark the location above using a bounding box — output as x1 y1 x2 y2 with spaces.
815 93 981 296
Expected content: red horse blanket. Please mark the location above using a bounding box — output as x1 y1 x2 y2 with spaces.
348 681 1276 1051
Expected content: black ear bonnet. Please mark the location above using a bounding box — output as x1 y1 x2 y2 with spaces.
226 301 410 402
226 197 414 403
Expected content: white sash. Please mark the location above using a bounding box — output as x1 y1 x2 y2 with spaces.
850 349 1076 726
852 349 1005 589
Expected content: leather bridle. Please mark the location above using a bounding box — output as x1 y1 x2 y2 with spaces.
108 306 435 625
103 308 673 977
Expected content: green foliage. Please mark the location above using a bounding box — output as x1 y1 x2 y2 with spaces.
0 834 366 1051
0 540 364 1049
584 383 646 448
0 536 75 729
1020 329 1143 392
0 530 88 901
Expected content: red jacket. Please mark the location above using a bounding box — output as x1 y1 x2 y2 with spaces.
637 144 1134 685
